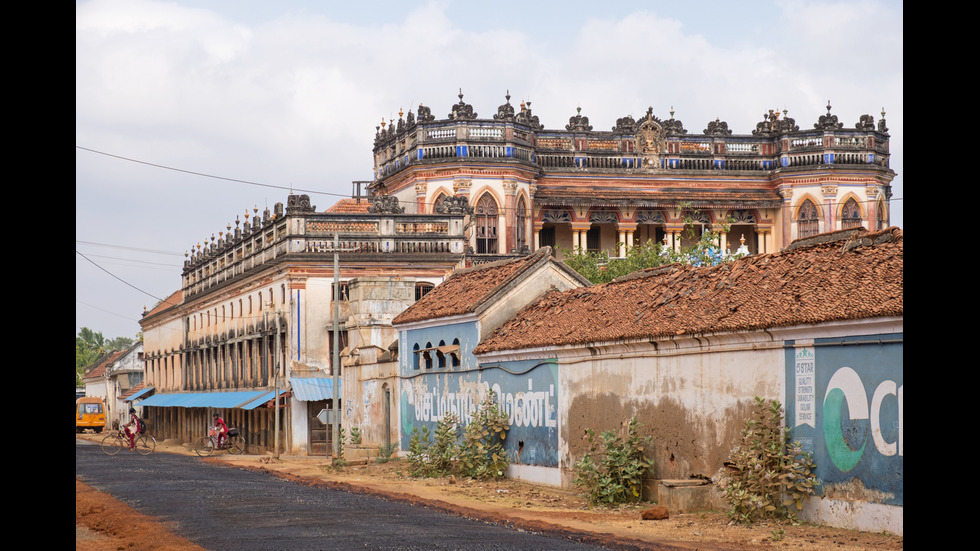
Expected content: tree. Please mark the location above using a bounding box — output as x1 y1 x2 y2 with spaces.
75 328 135 386
557 208 744 285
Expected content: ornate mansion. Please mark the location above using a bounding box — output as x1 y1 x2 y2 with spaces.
371 91 894 259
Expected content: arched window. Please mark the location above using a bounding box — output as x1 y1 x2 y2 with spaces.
451 338 461 367
475 194 498 254
412 343 420 370
797 199 820 238
423 342 433 369
516 196 527 252
436 340 447 368
841 198 863 229
876 199 886 230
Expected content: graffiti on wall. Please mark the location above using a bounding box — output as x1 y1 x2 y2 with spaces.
787 334 903 505
400 361 560 467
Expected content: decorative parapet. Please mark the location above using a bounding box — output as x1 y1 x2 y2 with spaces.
181 194 466 297
371 94 893 180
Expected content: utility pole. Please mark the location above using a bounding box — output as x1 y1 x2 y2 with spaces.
327 233 361 457
274 311 281 459
332 233 340 458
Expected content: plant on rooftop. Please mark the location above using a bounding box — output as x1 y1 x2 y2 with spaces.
572 416 654 507
720 397 820 524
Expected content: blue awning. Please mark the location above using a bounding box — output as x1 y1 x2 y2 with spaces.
291 377 341 401
139 390 276 409
124 387 154 402
239 390 287 410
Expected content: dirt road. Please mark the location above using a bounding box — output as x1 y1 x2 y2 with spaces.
76 434 902 550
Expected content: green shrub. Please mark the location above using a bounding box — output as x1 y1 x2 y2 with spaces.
573 416 654 507
722 397 820 524
405 390 510 480
457 391 509 479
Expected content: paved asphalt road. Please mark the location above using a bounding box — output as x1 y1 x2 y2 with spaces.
76 440 612 551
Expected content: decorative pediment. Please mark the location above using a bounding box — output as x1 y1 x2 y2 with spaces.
704 118 732 136
368 195 405 214
565 107 593 131
417 103 435 123
449 89 477 120
753 109 799 136
286 194 315 214
612 114 637 133
814 101 843 130
434 195 473 215
515 100 543 130
494 91 515 121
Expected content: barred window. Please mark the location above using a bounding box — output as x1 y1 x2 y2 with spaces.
797 199 820 238
841 198 863 229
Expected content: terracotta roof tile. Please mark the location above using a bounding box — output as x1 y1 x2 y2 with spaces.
82 350 126 380
393 248 558 325
325 198 373 214
475 227 903 354
143 290 183 318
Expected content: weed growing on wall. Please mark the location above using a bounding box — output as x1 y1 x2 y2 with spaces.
349 427 362 445
405 391 509 480
721 397 820 524
573 416 654 507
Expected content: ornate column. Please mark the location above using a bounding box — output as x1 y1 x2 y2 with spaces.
822 184 838 232
617 222 637 257
503 180 518 253
571 222 591 254
415 182 427 213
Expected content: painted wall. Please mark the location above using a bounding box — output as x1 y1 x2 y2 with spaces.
398 322 561 468
785 332 903 532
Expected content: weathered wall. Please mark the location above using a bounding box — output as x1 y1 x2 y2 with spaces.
556 336 782 485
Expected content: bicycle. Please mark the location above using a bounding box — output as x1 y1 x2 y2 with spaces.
194 426 246 456
101 428 156 456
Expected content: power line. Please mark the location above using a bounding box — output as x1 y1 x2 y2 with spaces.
76 146 350 199
75 240 185 257
76 249 168 304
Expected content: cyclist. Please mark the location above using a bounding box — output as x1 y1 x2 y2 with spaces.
124 408 140 451
213 413 229 449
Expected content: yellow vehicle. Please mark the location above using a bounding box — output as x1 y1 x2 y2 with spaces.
76 396 106 433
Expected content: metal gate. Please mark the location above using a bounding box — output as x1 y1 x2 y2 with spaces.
307 399 334 456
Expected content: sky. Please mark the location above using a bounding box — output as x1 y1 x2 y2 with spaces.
76 0 904 342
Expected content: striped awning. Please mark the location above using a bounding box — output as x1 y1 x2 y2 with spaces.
290 377 341 401
139 390 284 409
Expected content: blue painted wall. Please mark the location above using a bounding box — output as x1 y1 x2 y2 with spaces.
785 333 903 505
399 322 560 466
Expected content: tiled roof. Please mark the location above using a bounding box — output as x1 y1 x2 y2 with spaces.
120 382 150 400
143 290 183 319
325 198 374 214
82 350 126 380
392 247 563 325
475 227 903 354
